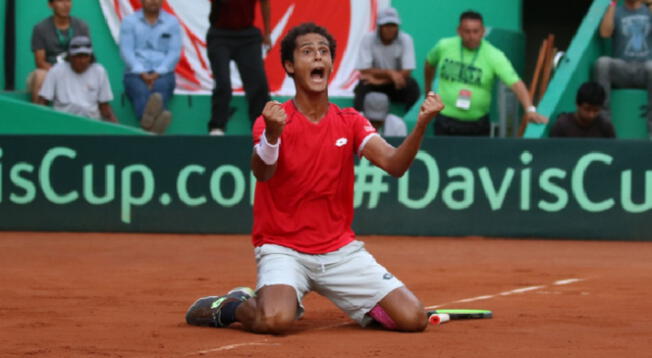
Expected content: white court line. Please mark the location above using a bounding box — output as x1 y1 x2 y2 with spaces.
186 341 280 356
424 278 585 309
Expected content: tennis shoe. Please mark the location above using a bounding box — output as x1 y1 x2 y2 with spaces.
185 287 255 327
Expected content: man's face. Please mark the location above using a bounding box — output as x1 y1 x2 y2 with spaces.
576 103 602 125
284 33 333 94
70 54 92 74
49 0 72 18
379 24 399 44
458 19 485 50
141 0 163 13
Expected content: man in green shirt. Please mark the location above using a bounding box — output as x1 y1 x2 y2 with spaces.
424 10 546 136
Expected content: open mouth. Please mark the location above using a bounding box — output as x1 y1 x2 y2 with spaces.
310 67 326 82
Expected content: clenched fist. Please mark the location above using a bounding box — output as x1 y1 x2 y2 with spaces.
262 101 287 144
418 91 445 125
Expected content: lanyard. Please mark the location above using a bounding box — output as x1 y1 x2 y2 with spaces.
459 39 481 80
56 27 74 48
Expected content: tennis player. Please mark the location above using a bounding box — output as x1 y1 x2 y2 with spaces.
185 22 444 334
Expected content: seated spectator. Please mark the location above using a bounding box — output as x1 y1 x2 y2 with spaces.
424 10 547 136
595 0 652 138
119 0 182 134
29 0 90 103
37 36 117 123
549 82 615 138
354 7 420 114
363 92 407 137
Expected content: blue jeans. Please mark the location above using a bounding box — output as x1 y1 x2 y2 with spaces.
123 72 176 120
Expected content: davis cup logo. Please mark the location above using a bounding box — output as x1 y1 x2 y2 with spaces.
99 0 391 96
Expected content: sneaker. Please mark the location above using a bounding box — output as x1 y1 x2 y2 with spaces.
150 110 172 135
209 128 225 136
141 93 164 130
185 287 255 327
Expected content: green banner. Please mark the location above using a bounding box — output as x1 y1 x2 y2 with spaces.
0 136 650 240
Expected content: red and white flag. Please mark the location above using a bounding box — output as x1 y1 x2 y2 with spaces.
99 0 390 96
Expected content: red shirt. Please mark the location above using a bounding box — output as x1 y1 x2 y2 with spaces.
252 101 378 254
210 0 257 30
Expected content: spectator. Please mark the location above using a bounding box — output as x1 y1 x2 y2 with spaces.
363 92 407 137
424 10 547 136
119 0 182 134
29 0 90 103
595 0 652 138
207 0 272 136
549 82 616 138
37 36 117 123
354 7 420 114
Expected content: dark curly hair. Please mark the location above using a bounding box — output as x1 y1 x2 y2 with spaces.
280 22 337 77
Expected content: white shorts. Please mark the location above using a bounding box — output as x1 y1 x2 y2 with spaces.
254 240 404 326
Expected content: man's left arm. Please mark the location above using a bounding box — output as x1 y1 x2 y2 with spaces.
154 18 183 75
510 81 548 124
99 103 119 123
361 92 444 177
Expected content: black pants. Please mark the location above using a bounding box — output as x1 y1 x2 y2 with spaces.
353 77 421 113
434 113 491 136
206 27 270 131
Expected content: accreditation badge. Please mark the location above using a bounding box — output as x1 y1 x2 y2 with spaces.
456 89 472 110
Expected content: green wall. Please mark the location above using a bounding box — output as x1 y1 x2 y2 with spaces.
0 0 6 90
0 94 144 135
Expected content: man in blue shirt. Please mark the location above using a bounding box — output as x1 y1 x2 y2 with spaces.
120 0 182 134
595 0 652 138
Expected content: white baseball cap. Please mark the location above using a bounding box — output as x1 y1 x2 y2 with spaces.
377 7 401 26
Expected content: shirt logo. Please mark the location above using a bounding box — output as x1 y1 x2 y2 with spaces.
335 138 348 147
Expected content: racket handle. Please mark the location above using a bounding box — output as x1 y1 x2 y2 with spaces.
428 313 450 326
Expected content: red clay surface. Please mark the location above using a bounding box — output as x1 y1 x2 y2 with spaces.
1 233 651 357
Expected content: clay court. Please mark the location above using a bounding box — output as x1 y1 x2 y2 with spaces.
0 232 651 357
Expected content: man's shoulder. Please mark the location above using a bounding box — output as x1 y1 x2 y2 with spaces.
433 36 459 50
33 16 53 33
555 112 576 124
48 62 72 76
121 10 143 24
89 63 108 75
397 31 414 43
70 16 89 29
334 104 364 119
161 10 181 25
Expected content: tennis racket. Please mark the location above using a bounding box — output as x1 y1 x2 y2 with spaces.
427 309 493 320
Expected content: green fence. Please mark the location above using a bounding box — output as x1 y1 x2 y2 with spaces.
1 135 650 240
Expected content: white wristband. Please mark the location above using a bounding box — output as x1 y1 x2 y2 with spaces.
256 131 280 165
527 106 537 113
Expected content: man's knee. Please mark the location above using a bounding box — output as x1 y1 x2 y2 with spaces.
252 306 296 334
644 61 652 77
594 56 613 76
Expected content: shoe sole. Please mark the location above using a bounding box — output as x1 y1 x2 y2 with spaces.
150 110 171 135
141 93 163 130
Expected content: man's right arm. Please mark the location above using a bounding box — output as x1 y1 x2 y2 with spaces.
423 61 436 95
251 101 286 182
119 18 145 74
34 50 51 70
599 1 617 38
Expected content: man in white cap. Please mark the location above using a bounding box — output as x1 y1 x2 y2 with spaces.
354 7 420 114
363 91 407 137
37 36 118 123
